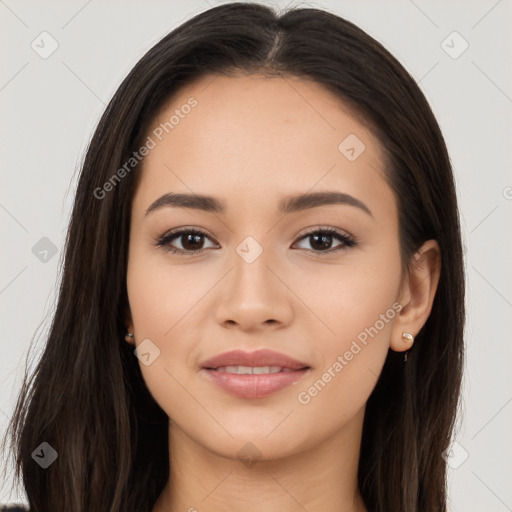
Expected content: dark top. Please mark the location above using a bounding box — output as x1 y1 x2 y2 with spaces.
0 506 29 511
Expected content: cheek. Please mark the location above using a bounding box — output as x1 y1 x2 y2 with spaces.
125 246 196 393
126 243 205 339
294 248 402 348
292 250 402 415
125 241 239 415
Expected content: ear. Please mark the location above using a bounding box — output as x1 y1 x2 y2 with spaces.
390 239 441 352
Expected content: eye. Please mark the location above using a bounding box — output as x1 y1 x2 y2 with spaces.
155 226 357 255
293 227 356 253
155 228 218 254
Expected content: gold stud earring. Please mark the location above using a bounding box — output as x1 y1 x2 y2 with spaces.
402 332 414 363
402 332 414 344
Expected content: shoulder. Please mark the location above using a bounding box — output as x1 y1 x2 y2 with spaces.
0 506 29 511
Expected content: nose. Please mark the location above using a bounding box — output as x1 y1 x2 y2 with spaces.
214 245 294 332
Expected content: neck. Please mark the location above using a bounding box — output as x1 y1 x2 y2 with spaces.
153 407 368 512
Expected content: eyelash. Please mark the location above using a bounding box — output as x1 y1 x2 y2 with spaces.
154 226 357 256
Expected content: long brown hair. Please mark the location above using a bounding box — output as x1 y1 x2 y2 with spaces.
2 3 464 511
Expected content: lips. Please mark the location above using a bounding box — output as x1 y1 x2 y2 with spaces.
201 349 310 371
200 349 311 399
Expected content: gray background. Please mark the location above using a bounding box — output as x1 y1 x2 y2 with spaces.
1 0 511 510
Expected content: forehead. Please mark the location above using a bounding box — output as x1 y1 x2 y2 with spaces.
133 73 394 220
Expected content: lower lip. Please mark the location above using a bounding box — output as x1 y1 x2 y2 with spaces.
201 368 309 399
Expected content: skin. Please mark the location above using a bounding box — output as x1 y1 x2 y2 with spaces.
125 73 440 512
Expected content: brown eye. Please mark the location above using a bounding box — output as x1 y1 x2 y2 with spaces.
156 229 217 254
294 228 356 253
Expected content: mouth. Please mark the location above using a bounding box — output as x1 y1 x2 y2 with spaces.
205 365 308 374
200 349 311 399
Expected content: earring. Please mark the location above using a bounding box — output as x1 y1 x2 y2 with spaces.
402 332 414 363
125 331 134 343
402 332 414 344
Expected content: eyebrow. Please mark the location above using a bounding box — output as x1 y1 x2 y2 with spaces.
145 191 372 217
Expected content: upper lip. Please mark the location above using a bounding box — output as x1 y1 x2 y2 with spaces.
201 349 310 370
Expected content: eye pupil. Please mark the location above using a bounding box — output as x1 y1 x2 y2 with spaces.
182 233 203 251
310 233 333 251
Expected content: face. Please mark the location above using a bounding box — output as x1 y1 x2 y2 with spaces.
126 73 403 461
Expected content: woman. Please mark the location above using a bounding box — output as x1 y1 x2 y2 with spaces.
2 2 464 511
